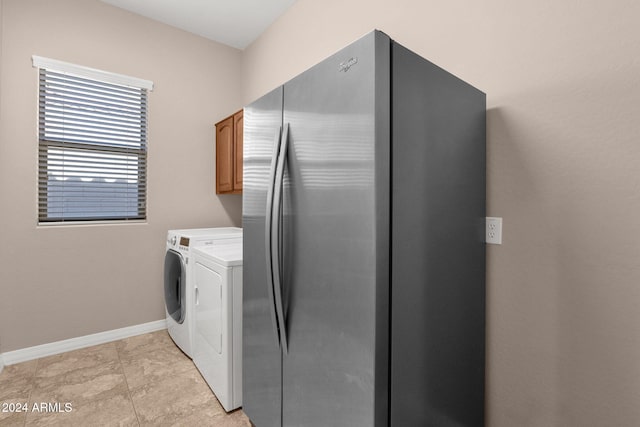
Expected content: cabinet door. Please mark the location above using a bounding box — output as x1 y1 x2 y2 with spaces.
233 110 243 192
216 116 234 194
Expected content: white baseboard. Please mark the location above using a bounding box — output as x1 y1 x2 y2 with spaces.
0 354 4 374
1 319 167 366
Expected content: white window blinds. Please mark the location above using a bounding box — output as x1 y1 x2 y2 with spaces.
33 56 153 223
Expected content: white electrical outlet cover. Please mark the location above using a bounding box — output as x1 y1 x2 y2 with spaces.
486 217 502 244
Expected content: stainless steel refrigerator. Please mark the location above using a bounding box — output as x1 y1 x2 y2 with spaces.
242 30 486 427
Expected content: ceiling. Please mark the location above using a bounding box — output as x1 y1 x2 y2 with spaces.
99 0 298 50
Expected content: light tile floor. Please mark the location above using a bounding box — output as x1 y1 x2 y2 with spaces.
0 330 252 426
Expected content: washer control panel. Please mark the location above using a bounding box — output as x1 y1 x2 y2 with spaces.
178 237 190 251
167 234 192 251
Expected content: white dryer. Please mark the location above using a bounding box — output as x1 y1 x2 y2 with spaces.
164 227 242 358
192 240 243 412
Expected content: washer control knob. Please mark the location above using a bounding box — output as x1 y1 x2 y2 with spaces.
169 236 177 246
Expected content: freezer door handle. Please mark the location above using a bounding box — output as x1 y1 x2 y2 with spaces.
271 123 290 354
265 125 283 349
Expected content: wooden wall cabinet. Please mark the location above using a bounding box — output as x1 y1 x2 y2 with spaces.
215 110 243 194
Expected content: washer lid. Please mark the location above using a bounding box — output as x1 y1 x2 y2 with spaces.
193 242 243 266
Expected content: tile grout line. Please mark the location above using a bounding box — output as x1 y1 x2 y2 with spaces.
115 340 142 427
23 357 40 427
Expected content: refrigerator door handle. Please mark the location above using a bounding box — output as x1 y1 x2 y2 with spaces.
265 126 283 349
271 122 290 354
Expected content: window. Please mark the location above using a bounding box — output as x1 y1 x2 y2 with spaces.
32 56 153 223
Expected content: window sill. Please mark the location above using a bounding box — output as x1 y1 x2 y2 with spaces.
37 220 148 228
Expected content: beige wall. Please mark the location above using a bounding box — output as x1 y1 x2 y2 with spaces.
0 0 243 352
242 0 640 426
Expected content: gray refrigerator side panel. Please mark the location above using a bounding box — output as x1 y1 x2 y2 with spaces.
280 31 387 427
373 30 391 427
242 87 284 427
390 43 486 427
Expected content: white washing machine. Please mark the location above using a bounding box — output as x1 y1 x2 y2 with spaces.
192 240 243 412
164 227 242 359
